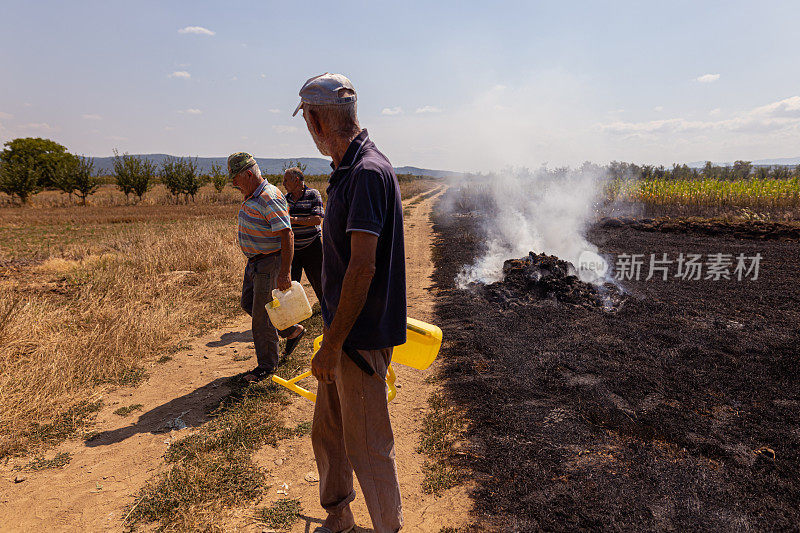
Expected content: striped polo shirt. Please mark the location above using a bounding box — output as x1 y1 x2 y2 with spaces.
286 186 324 250
237 180 291 258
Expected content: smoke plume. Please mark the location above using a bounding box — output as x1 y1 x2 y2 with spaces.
455 165 607 286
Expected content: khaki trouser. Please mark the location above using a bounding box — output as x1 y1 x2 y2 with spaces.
312 346 403 532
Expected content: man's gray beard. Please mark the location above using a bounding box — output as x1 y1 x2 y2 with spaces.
310 130 330 156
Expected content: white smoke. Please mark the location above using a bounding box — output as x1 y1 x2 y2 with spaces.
455 165 607 286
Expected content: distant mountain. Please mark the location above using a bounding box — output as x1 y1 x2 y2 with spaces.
88 154 459 178
687 156 800 168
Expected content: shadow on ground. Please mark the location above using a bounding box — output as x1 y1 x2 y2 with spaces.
206 330 253 348
296 515 374 533
85 377 234 447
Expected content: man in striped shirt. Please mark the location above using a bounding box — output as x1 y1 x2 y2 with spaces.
283 166 324 303
228 152 305 382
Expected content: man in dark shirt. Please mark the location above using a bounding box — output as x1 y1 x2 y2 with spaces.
283 166 324 303
293 73 406 533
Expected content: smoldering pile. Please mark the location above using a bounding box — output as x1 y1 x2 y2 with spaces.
482 251 627 311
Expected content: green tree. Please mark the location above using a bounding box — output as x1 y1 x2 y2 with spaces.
771 166 790 180
701 161 716 179
0 137 70 189
732 160 753 180
160 156 201 203
210 162 227 193
112 150 155 203
181 157 201 201
0 156 40 203
282 159 308 174
73 157 102 205
51 155 78 202
753 166 770 180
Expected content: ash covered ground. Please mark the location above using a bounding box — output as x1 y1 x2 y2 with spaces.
431 189 800 531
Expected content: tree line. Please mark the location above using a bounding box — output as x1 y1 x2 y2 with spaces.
0 137 325 205
0 137 242 205
606 160 800 181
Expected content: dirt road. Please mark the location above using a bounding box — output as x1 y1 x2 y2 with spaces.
0 186 471 532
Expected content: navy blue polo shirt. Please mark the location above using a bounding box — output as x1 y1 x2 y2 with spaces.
321 129 407 350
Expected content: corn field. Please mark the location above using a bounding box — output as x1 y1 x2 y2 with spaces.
606 177 800 210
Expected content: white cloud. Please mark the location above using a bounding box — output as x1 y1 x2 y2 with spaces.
20 122 54 131
382 107 402 116
696 73 720 83
415 106 442 114
178 26 215 36
599 95 800 138
178 108 202 115
82 113 102 120
653 106 664 112
268 109 280 114
272 125 298 134
169 71 191 79
750 95 800 118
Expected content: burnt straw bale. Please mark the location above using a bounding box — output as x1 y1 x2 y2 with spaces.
481 252 627 311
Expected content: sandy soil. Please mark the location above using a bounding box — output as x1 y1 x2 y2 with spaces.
0 186 472 532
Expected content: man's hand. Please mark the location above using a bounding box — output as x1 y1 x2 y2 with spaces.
277 227 294 291
312 338 340 383
277 270 292 291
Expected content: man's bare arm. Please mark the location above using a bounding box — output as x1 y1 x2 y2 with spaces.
323 231 377 352
277 227 294 290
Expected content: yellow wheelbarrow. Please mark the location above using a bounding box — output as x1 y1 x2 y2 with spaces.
271 317 442 403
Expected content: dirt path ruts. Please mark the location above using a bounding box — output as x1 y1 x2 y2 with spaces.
0 186 472 532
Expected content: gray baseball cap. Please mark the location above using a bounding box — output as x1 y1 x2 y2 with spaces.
292 73 357 116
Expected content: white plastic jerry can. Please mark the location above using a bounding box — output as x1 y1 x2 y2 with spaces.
266 280 313 330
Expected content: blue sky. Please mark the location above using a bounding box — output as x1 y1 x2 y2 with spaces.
1 0 799 171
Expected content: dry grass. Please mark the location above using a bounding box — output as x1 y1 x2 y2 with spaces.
0 183 243 209
0 217 243 457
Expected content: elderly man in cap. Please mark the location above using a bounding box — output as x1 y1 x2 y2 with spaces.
228 152 306 383
283 166 324 303
293 74 406 533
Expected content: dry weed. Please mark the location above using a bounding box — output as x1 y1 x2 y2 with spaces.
0 218 242 456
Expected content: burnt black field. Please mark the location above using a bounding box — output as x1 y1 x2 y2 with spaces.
431 189 800 532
